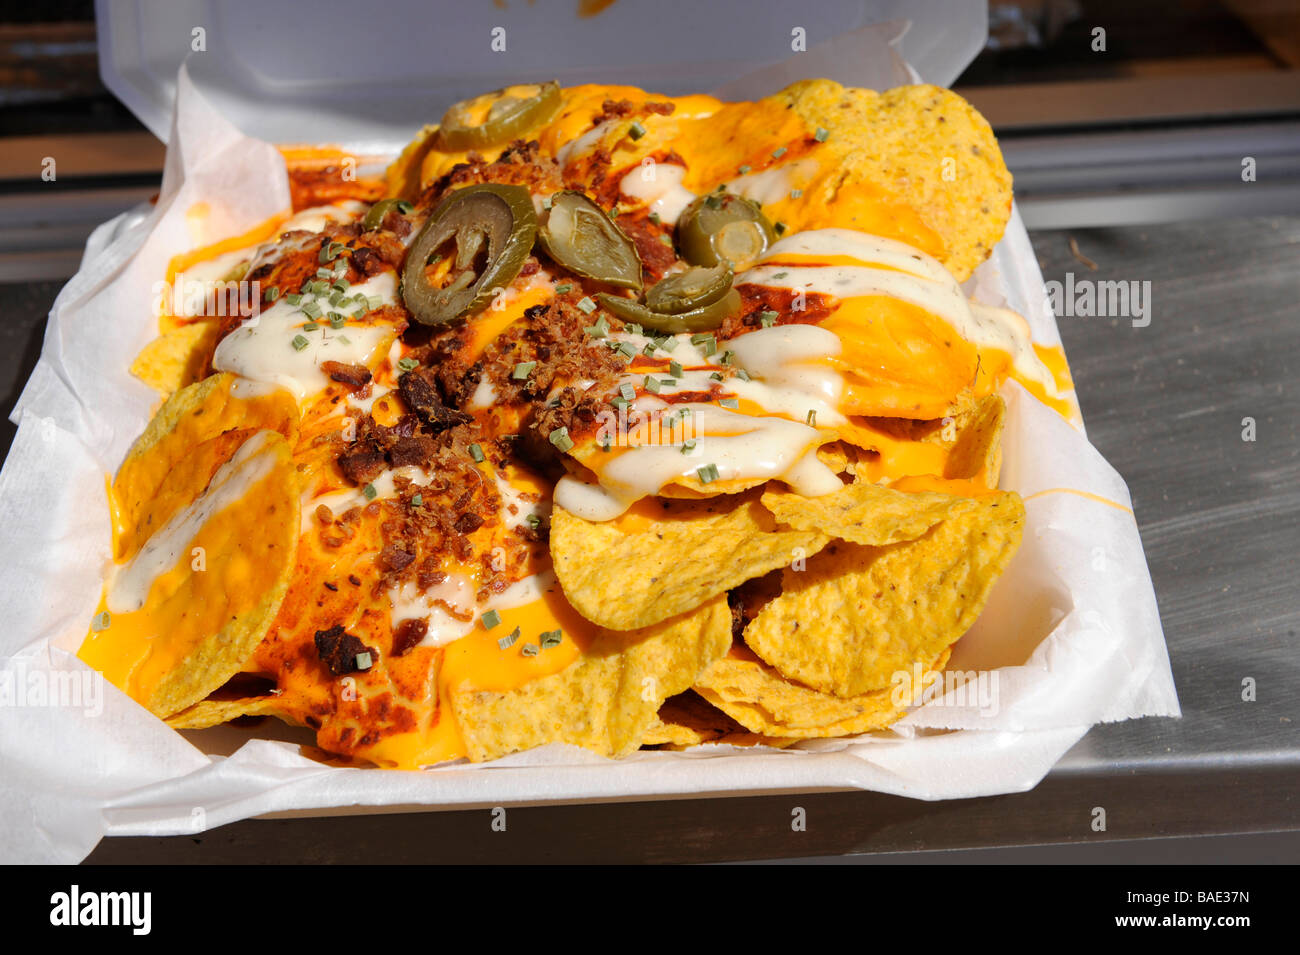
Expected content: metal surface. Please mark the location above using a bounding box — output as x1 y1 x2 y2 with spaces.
0 211 1285 862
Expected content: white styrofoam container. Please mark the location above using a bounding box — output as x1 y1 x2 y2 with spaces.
96 0 987 149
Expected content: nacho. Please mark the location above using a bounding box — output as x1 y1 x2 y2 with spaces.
448 594 731 761
743 492 1025 697
695 647 953 738
551 492 829 631
80 429 300 717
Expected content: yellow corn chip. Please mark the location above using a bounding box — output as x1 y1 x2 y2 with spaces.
760 480 975 547
80 430 301 717
774 81 1012 282
695 647 952 738
945 394 1006 486
744 492 1024 697
166 695 296 730
130 320 219 395
448 594 731 762
551 492 829 630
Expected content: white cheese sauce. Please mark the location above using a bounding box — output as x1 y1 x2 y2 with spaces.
212 271 399 405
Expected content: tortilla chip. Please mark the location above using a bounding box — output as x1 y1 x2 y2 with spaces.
744 492 1024 697
130 320 220 395
166 695 295 729
944 394 1006 486
642 691 746 746
775 81 1012 282
80 430 301 717
551 492 829 630
760 480 975 547
695 648 952 738
448 594 731 762
113 372 298 561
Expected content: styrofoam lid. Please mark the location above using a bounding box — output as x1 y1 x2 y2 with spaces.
97 0 985 150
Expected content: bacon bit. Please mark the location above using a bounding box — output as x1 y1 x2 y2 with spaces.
313 624 377 676
321 361 372 387
454 512 484 534
348 574 362 587
398 367 472 433
338 447 386 485
388 434 436 468
391 618 428 657
315 504 334 524
379 545 415 572
323 581 339 592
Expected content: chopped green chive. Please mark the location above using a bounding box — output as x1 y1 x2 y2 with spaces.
468 443 485 463
669 360 684 378
362 482 377 501
772 146 787 159
709 371 724 382
659 336 678 352
615 341 636 360
608 205 621 218
704 194 722 210
542 196 553 211
411 493 423 507
553 283 573 294
397 200 414 214
697 463 720 484
806 409 817 426
576 296 597 314
774 221 787 235
540 629 563 649
265 286 280 302
303 321 320 332
648 211 661 225
333 278 351 292
759 310 778 327
92 611 111 631
285 292 303 306
789 189 803 199
365 294 383 310
628 121 647 140
329 314 347 329
619 382 636 401
719 397 739 409
328 291 344 307
397 357 419 373
301 301 323 320
644 376 661 394
526 513 542 529
658 234 673 246
326 311 343 324
814 126 830 143
521 643 539 657
291 334 310 351
624 322 643 336
771 271 788 280
498 626 521 650
720 350 734 366
318 245 332 264
317 267 334 279
600 431 612 451
355 652 373 670
737 368 752 381
738 164 751 175
610 396 630 411
481 609 502 630
681 438 697 454
549 427 574 453
642 341 658 356
338 335 351 345
512 360 536 380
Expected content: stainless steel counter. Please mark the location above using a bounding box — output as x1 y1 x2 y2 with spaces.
3 214 1296 863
